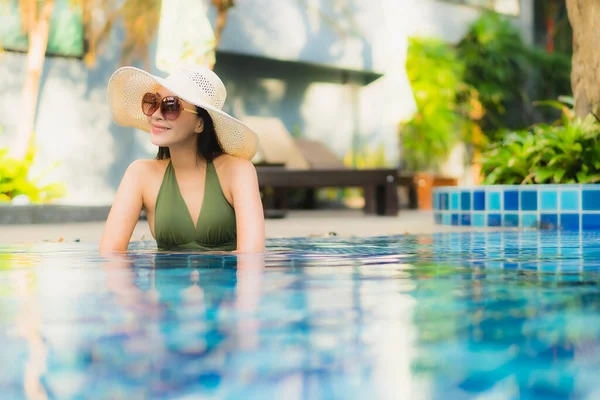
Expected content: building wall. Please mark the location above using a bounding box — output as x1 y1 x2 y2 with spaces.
0 0 534 205
214 0 533 71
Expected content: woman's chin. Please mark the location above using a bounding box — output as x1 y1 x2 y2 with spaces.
150 135 171 147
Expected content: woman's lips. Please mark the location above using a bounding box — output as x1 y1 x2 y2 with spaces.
151 124 170 134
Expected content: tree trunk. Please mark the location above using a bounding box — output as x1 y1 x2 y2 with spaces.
566 0 600 118
545 15 555 53
213 8 229 49
13 0 55 158
210 0 234 70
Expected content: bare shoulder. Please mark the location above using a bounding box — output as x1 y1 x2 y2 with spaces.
124 159 168 179
213 154 257 179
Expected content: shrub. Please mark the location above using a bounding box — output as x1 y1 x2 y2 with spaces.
479 98 600 185
401 37 483 172
0 133 66 203
457 11 572 141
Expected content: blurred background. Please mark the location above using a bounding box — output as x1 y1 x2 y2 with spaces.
0 0 573 207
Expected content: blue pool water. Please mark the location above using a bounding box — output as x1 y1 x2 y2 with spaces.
1 231 600 399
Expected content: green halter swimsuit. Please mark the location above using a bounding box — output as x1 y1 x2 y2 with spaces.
154 160 237 251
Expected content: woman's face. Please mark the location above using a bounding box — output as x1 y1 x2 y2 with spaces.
145 86 203 148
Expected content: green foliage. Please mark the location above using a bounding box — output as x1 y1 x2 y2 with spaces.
457 11 572 141
344 142 388 168
401 37 483 172
457 11 529 136
480 98 600 185
528 48 572 120
0 133 66 203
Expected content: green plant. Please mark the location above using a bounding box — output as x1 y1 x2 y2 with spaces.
457 11 572 141
401 37 483 172
479 98 600 184
0 133 66 203
528 47 572 121
457 12 532 138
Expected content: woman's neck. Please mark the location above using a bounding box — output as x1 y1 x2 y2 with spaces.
168 142 204 170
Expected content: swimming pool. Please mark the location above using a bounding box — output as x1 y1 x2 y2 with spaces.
1 231 600 399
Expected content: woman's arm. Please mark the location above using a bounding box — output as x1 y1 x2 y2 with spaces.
230 159 265 253
99 160 146 254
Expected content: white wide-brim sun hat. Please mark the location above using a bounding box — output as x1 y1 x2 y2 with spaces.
107 65 258 160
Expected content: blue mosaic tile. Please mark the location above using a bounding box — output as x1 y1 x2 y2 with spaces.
541 191 558 211
503 191 518 211
473 191 485 211
488 192 501 211
521 262 539 271
560 190 579 211
434 186 600 231
503 263 519 270
560 246 581 257
582 214 600 230
442 213 451 225
540 214 558 229
520 191 537 211
503 214 519 227
451 214 459 226
460 192 471 211
522 213 538 228
460 214 471 226
488 214 501 227
540 262 559 272
473 213 485 227
540 245 557 255
560 214 579 231
451 193 459 211
582 190 600 211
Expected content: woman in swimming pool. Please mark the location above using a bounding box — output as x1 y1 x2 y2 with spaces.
99 65 265 254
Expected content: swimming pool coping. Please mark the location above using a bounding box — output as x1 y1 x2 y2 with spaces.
0 205 111 224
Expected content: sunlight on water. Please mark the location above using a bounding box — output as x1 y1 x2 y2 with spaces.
1 231 600 399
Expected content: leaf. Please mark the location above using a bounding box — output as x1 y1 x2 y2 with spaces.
533 168 557 183
553 169 566 183
576 171 588 183
557 95 575 106
533 99 572 121
577 172 600 184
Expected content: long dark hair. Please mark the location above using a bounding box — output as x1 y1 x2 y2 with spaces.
156 106 224 161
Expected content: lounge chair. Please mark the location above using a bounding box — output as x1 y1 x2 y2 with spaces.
243 116 399 217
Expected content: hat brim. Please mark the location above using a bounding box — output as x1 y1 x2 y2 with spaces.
107 66 258 160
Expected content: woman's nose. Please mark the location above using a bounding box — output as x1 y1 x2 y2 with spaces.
151 105 164 120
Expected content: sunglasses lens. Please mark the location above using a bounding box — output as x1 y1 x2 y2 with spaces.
141 93 158 116
161 97 181 120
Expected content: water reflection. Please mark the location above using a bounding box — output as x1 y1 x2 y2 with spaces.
405 232 600 399
1 232 600 398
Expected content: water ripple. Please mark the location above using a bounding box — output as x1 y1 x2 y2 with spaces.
1 231 600 399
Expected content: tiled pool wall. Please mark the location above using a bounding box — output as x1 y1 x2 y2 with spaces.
433 185 600 231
